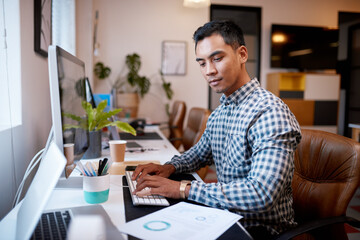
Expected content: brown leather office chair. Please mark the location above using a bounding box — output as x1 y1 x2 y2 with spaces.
168 101 186 149
182 107 211 180
275 129 360 240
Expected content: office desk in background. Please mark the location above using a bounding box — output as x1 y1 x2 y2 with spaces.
46 126 250 239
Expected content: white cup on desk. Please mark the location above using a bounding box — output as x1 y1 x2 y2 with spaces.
63 143 75 178
108 140 127 175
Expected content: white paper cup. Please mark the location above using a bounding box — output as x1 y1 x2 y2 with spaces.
63 143 75 165
83 174 110 204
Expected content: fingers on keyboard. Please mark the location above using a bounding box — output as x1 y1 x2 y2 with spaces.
136 188 152 197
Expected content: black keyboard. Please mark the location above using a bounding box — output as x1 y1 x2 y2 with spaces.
31 210 72 240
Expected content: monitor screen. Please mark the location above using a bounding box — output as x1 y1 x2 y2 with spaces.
48 45 89 161
85 77 97 108
270 24 339 70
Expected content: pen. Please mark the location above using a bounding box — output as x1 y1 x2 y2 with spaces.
91 162 98 175
90 162 97 176
98 158 108 176
102 161 111 175
98 159 103 176
78 162 90 176
86 162 96 176
76 164 86 175
126 148 160 153
83 162 92 176
74 167 85 175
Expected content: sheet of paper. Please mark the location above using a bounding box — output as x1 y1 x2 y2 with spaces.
118 202 242 240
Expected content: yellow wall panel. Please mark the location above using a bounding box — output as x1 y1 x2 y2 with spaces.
279 73 306 91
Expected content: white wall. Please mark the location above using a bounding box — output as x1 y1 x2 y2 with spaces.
77 0 360 123
76 0 94 85
85 0 209 123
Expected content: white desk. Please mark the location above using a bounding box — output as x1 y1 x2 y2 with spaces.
45 126 201 238
107 125 180 164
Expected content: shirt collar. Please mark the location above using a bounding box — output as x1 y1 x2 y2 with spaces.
220 78 260 105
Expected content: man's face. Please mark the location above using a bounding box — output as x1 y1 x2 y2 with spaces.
195 34 246 97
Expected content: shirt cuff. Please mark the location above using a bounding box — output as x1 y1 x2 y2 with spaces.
164 155 183 173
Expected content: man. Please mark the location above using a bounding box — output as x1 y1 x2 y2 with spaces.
132 20 301 239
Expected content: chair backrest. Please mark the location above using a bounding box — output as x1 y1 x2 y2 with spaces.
182 107 211 151
292 129 360 238
168 101 186 149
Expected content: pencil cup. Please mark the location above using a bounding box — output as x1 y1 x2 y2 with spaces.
83 174 110 204
109 140 127 162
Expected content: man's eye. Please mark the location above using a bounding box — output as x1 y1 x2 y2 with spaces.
199 62 206 67
214 57 222 62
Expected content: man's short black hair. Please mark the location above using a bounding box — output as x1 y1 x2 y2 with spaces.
193 20 246 51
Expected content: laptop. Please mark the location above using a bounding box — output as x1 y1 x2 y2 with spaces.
0 142 122 240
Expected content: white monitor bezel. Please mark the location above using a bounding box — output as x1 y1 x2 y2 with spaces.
48 45 86 155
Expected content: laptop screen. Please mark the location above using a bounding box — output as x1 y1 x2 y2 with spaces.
16 142 66 240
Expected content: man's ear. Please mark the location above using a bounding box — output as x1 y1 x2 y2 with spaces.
238 45 248 63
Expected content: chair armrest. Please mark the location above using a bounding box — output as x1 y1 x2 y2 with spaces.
274 216 360 240
159 125 179 130
169 137 183 142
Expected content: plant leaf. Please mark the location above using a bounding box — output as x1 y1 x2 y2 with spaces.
63 124 82 130
84 102 95 131
109 122 136 136
62 112 83 122
96 119 113 130
95 109 122 125
96 100 108 113
94 62 111 79
64 99 134 133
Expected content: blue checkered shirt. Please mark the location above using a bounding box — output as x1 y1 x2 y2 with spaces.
166 78 301 234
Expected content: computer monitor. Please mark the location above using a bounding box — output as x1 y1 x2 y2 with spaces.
85 77 97 108
48 45 89 161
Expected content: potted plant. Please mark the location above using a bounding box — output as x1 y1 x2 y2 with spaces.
94 53 174 118
124 53 151 98
160 70 174 115
63 99 136 158
93 61 116 95
113 53 150 118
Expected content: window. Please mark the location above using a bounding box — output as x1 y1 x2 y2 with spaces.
0 0 10 130
0 0 19 219
52 0 76 55
0 0 21 130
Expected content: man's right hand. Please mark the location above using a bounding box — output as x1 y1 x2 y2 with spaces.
131 163 176 181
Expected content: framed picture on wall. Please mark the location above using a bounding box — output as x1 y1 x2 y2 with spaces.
34 0 52 57
161 41 187 75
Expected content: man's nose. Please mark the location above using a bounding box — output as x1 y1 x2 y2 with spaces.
206 62 216 76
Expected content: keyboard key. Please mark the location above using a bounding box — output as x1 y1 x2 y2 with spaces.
32 210 71 240
125 171 169 206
